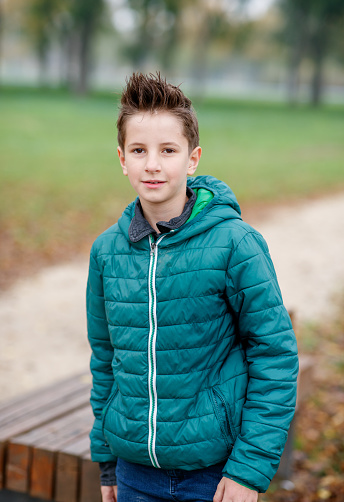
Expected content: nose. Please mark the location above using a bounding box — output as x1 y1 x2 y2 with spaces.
145 152 161 173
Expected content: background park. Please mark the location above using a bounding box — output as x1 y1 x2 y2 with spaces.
0 0 344 501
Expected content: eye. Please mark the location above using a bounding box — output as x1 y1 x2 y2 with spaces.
163 148 175 154
133 148 145 154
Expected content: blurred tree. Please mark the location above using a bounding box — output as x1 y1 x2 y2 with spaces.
0 0 3 85
67 0 106 94
330 16 344 68
279 0 310 104
187 1 226 86
279 0 344 105
21 0 106 93
158 0 184 72
185 0 254 92
309 0 344 105
122 0 189 71
26 0 61 84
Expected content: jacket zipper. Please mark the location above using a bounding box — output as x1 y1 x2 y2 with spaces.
210 387 235 452
147 233 166 468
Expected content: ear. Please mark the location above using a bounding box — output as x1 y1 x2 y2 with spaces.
187 146 202 176
117 146 127 176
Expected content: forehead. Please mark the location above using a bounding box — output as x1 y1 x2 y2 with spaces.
124 111 186 144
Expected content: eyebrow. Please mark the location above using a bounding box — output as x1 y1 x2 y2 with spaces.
161 142 180 148
127 142 181 148
127 143 144 148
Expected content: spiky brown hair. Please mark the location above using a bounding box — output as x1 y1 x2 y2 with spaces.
117 72 199 153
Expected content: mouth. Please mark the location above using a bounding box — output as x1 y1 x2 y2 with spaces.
142 180 166 187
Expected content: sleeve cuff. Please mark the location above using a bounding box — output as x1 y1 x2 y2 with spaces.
222 473 258 493
99 461 117 486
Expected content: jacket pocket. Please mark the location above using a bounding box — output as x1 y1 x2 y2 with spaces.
209 387 235 453
101 387 119 438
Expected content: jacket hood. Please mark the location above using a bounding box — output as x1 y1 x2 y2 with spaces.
117 175 242 246
187 175 241 217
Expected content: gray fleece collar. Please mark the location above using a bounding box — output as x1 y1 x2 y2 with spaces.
129 187 196 242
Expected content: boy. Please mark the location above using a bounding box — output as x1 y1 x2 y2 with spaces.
87 73 299 502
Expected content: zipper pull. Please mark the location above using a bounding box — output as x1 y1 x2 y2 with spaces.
150 241 156 255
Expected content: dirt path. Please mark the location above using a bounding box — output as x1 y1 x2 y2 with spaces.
1 192 344 402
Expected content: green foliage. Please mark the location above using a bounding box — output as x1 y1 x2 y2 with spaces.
69 0 104 26
280 0 344 20
21 0 106 91
279 0 344 104
26 0 61 57
121 0 184 67
116 0 253 73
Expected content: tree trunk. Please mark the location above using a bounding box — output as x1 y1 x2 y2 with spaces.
76 21 93 95
190 14 211 99
38 45 50 86
58 31 73 88
287 32 308 105
160 17 178 72
286 9 309 105
133 4 152 71
309 25 327 106
287 44 302 105
0 3 3 87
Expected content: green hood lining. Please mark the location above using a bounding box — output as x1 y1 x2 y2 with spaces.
186 188 214 224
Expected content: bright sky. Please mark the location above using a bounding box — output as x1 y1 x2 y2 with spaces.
245 0 276 18
107 0 278 33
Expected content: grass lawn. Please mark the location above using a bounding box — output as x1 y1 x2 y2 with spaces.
1 88 344 285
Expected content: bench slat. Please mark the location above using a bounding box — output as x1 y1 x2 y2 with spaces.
79 458 102 502
0 387 90 441
55 434 93 502
0 374 91 426
8 407 88 446
29 410 93 500
5 406 93 497
0 374 91 490
3 443 31 494
55 453 80 502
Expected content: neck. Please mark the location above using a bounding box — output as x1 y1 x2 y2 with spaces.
140 194 188 233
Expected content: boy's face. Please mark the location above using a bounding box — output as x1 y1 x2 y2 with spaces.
117 111 201 213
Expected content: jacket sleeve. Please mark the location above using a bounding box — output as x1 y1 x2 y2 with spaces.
87 247 117 463
224 230 299 493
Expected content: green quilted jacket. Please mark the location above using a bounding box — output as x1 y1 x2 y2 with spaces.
87 175 299 493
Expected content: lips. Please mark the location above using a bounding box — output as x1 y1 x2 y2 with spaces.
142 180 166 188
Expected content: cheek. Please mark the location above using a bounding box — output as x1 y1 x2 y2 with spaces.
126 167 140 184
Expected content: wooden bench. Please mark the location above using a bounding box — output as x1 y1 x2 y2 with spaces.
0 359 313 501
0 373 100 502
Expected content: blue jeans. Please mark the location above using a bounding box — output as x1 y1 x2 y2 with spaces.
116 458 225 502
